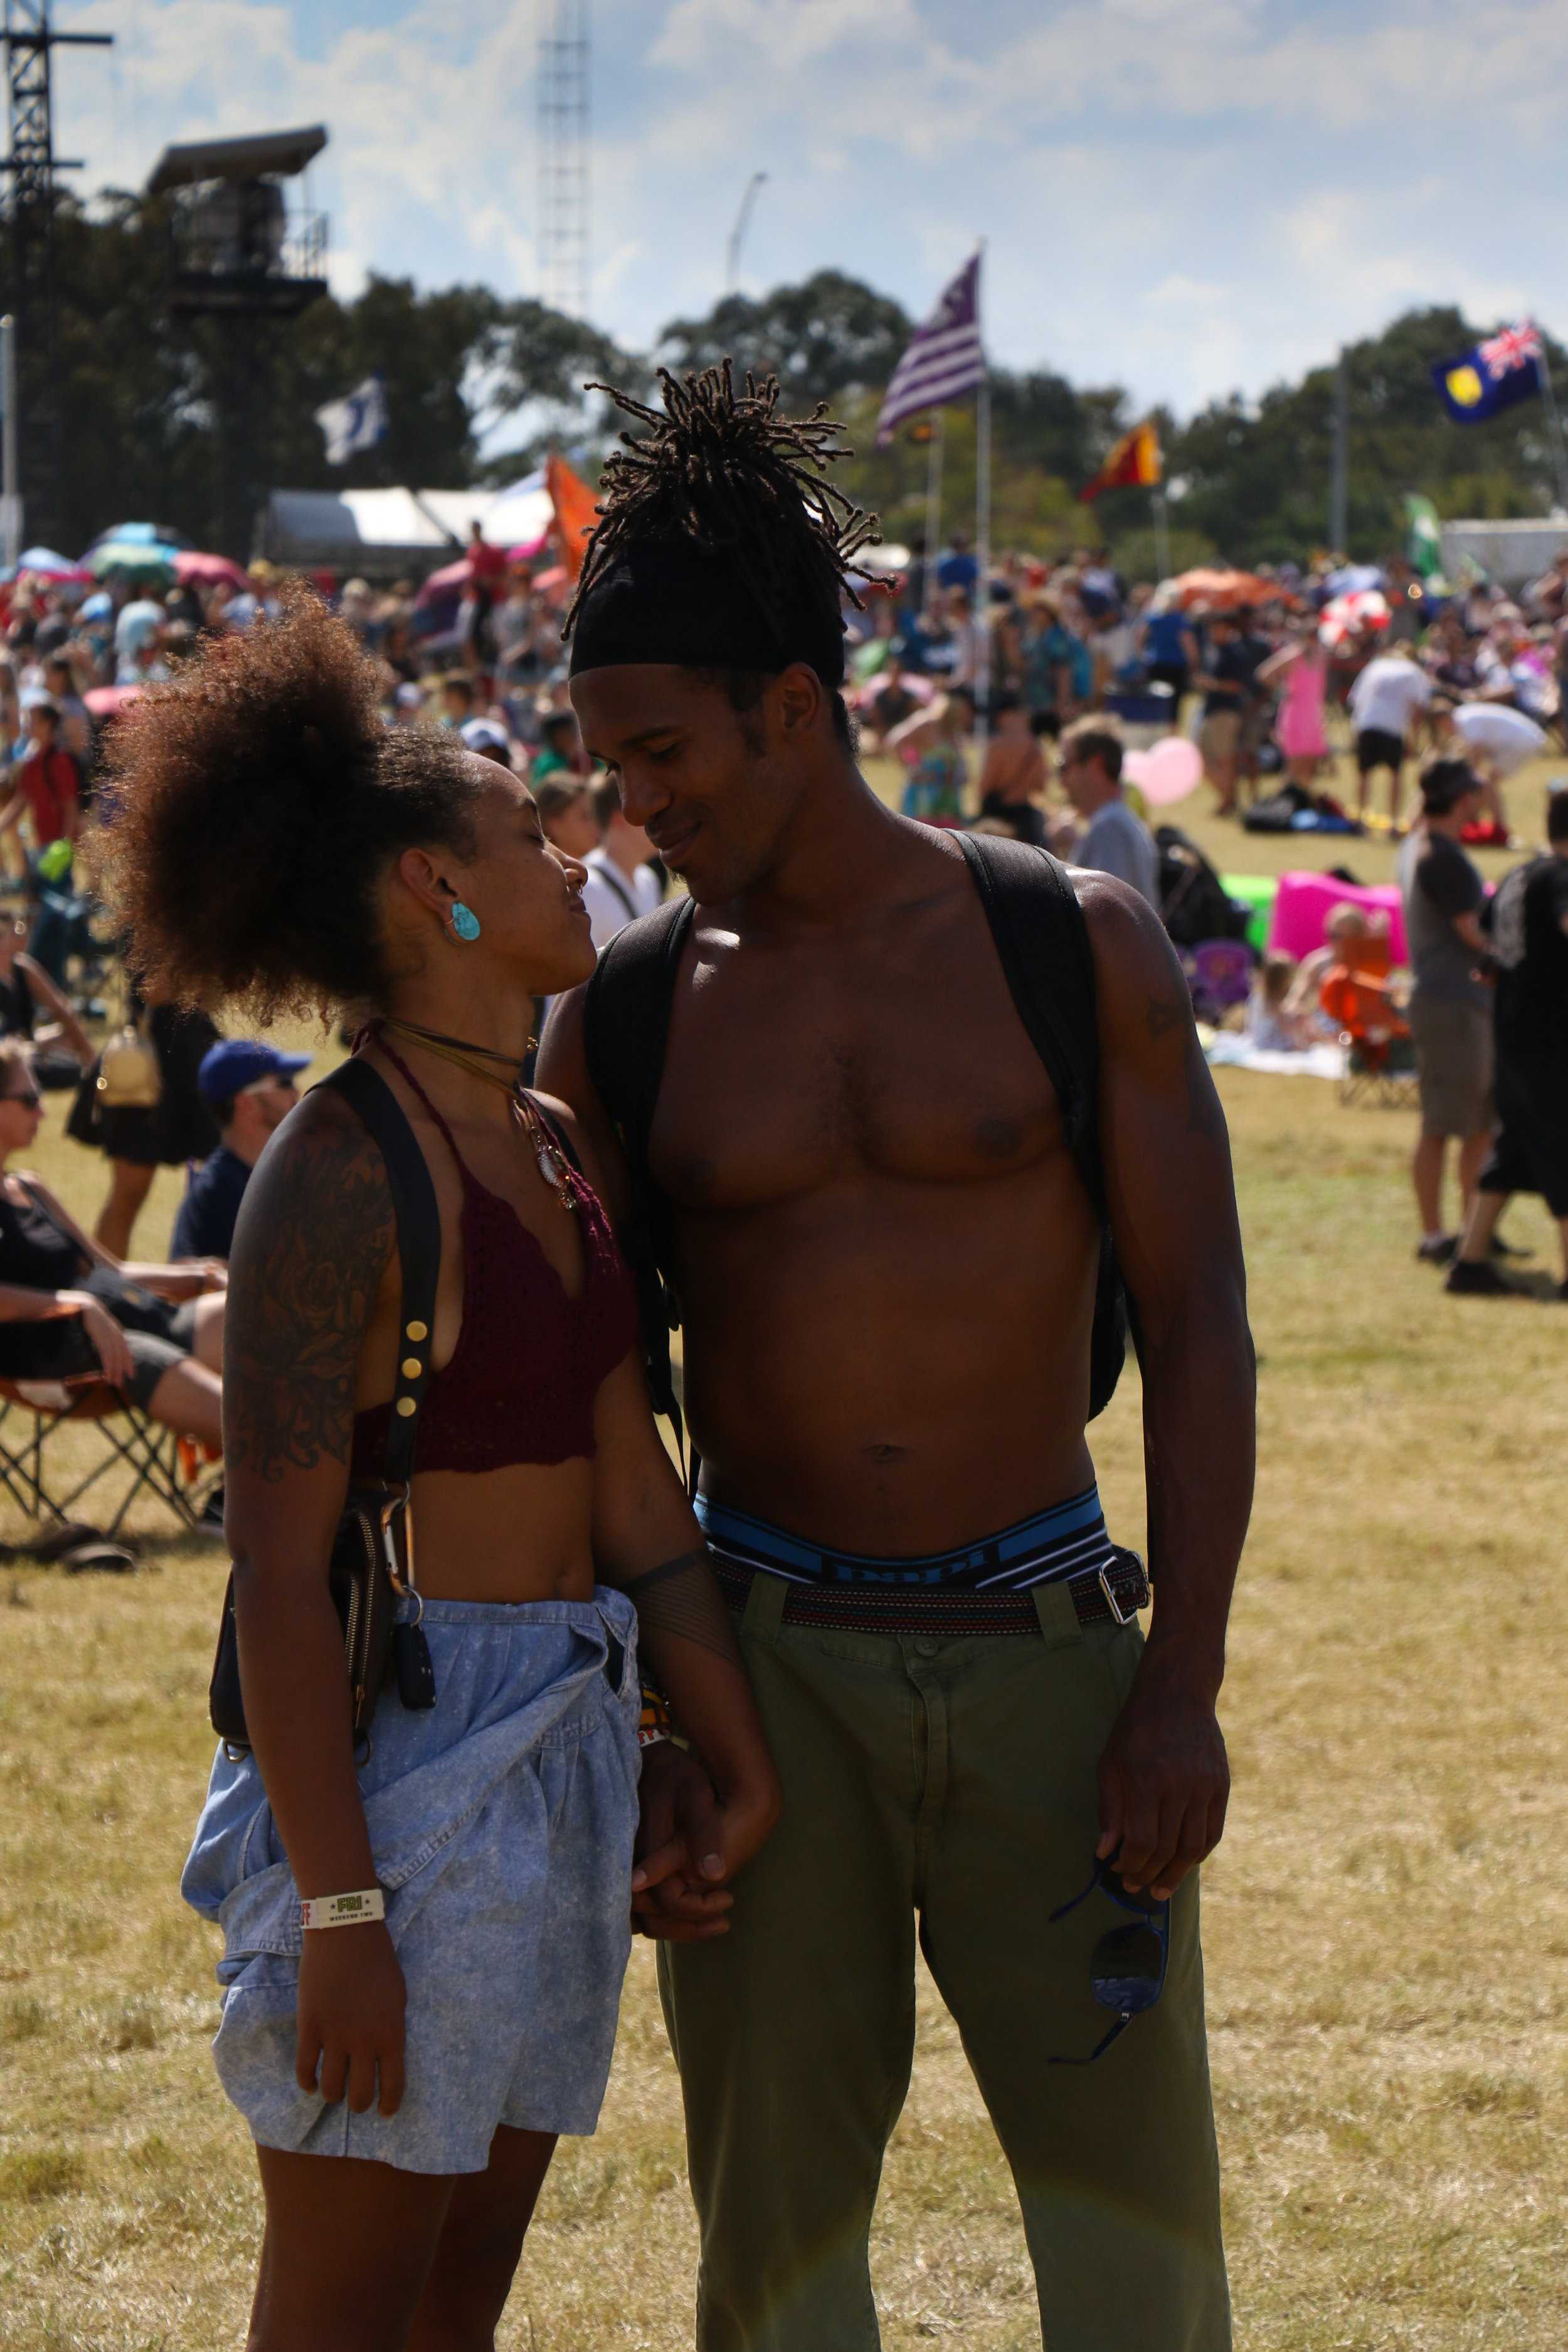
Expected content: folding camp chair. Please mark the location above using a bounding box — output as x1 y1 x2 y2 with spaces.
1320 946 1419 1110
0 1375 214 1539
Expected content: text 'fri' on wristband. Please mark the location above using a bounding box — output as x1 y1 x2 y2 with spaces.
300 1888 386 1932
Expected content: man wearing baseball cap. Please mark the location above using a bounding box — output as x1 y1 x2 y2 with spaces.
171 1041 310 1261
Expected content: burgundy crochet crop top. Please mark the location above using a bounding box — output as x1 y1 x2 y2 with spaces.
350 1045 638 1479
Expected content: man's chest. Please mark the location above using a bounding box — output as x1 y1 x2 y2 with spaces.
649 919 1065 1211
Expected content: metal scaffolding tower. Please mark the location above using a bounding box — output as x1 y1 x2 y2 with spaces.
537 0 588 323
1 0 112 546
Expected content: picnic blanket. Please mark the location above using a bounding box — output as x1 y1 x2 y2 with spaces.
1200 1029 1346 1081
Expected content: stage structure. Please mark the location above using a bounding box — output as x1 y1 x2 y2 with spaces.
1 0 112 552
538 0 589 323
147 126 329 558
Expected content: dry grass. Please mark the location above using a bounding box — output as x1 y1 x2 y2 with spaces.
1 750 1565 2349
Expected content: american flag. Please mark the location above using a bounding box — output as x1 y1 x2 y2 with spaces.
875 254 987 446
1478 319 1542 378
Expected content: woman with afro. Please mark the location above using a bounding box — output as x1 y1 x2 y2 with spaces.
95 588 777 2351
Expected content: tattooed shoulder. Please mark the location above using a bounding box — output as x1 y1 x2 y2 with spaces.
224 1092 395 1482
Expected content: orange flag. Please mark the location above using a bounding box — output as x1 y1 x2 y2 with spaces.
1079 418 1162 503
547 453 600 582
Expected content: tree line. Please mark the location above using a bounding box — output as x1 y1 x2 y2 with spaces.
11 192 1564 568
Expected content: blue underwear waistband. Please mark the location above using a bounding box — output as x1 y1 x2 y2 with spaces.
693 1486 1116 1592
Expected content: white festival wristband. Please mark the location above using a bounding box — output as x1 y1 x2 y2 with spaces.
300 1888 385 1932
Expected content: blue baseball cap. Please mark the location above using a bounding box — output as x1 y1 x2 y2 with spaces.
197 1039 312 1106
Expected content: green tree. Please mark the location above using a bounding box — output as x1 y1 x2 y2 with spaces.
659 271 913 410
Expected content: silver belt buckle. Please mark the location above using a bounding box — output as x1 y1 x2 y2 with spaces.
1098 1554 1145 1626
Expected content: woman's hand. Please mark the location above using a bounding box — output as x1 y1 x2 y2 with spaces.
60 1290 135 1390
295 1920 406 2117
631 1741 781 1940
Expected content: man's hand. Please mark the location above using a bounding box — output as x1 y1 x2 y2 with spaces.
1096 1645 1229 1903
630 1740 780 1941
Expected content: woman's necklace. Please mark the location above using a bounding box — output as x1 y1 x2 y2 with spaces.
379 1017 576 1214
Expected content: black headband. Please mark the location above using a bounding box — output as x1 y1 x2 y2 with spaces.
566 537 845 689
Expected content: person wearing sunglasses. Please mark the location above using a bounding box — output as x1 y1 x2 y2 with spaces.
0 1041 225 1446
171 1040 313 1264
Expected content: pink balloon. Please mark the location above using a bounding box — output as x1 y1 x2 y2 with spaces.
1123 734 1202 805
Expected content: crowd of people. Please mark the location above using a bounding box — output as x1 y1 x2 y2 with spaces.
0 349 1562 2352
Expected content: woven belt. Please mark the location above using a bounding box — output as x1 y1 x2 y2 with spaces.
711 1549 1150 1638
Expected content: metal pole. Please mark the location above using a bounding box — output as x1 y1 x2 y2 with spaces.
1330 348 1348 554
0 314 17 570
922 406 944 618
973 361 992 768
1532 346 1568 516
1152 484 1171 583
724 171 767 295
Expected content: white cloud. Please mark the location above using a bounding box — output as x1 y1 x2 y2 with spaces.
50 0 1568 420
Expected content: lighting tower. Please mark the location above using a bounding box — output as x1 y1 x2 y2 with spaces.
1 0 112 547
537 0 588 323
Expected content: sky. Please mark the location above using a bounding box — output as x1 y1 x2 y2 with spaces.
58 0 1567 419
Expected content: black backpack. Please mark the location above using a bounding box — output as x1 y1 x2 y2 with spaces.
581 832 1131 1468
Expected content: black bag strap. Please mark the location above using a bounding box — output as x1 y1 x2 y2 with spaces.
313 1057 442 1489
582 897 696 1185
956 832 1106 1212
581 898 697 1446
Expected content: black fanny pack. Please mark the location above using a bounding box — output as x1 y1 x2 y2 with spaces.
208 1057 441 1752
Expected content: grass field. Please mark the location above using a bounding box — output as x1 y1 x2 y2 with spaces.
1 747 1564 2350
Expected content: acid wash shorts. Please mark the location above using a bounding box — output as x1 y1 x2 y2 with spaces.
181 1586 642 2176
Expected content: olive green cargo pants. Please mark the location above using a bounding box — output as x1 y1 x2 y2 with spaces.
659 1571 1230 2352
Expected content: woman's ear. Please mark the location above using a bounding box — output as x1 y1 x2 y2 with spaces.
395 846 455 925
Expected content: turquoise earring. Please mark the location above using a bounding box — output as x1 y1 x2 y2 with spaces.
449 901 482 943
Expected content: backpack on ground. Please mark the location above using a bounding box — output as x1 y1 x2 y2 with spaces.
581 834 1133 1470
1155 824 1252 946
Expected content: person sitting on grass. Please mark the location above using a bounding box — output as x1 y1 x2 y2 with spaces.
1244 953 1313 1052
171 1039 311 1264
0 1041 225 1449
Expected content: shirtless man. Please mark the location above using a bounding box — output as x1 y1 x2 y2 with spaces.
974 686 1050 843
541 368 1254 2352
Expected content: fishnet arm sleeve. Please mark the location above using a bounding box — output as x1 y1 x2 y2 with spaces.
621 1545 745 1675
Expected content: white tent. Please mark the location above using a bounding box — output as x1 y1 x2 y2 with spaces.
261 475 557 574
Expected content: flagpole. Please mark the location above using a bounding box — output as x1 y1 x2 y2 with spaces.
1533 347 1568 516
973 242 992 773
1152 485 1171 583
923 408 945 620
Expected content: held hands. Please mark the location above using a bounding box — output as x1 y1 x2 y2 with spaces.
295 1921 407 2117
1097 1644 1230 1903
630 1741 781 1941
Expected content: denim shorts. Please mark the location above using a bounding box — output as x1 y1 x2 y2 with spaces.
181 1586 641 2176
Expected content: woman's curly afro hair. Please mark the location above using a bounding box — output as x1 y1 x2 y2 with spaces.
93 583 483 1023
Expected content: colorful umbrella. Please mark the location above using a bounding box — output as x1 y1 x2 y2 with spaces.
86 540 180 585
16 546 89 582
1318 590 1390 649
85 521 193 553
175 549 250 592
1170 568 1296 612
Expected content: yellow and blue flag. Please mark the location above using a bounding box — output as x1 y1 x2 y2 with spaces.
1431 320 1542 424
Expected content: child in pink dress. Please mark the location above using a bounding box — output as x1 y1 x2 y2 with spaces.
1261 626 1330 785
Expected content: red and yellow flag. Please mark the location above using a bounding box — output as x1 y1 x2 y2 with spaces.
1079 418 1162 503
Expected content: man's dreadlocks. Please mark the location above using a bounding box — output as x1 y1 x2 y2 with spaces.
564 362 881 673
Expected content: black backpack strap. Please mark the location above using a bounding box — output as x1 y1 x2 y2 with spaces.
314 1057 442 1488
581 898 697 1446
956 832 1132 1420
956 832 1105 1209
581 897 696 1184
